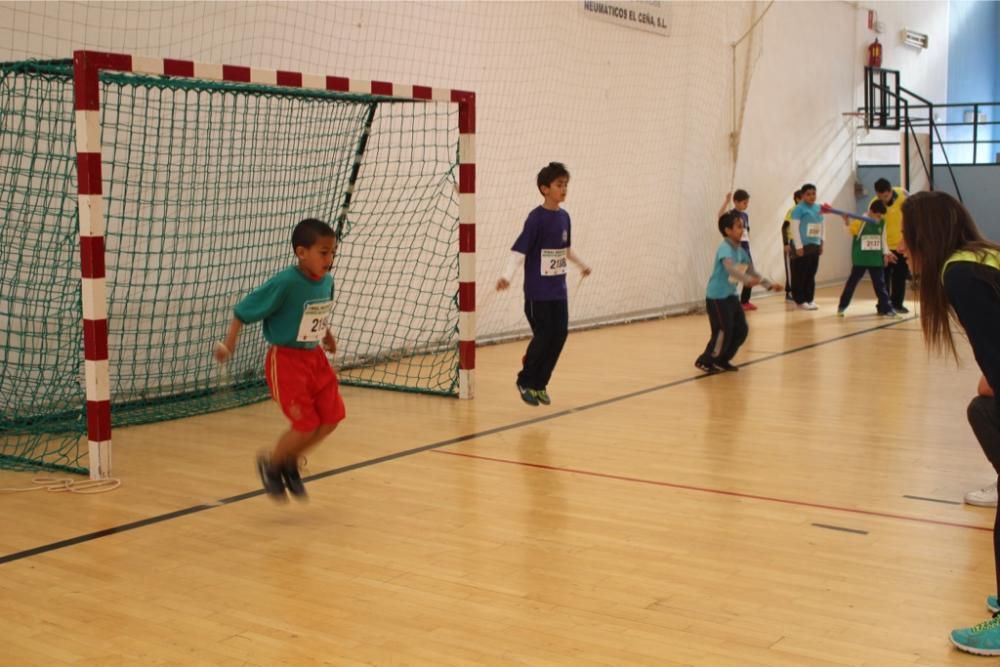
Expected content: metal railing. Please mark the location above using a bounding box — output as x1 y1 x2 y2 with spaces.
858 67 1000 200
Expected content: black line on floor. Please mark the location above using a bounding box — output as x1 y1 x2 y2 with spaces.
812 523 869 535
0 316 913 565
903 494 962 506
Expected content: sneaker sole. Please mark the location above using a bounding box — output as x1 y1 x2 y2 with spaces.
965 498 998 508
950 635 1000 656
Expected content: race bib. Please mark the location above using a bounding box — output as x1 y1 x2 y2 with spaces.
541 248 568 276
860 235 882 251
296 300 334 342
806 223 823 238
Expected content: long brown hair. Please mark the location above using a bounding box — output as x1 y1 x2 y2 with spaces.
901 191 1000 359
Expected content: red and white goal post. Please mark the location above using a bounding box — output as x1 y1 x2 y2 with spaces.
72 50 476 479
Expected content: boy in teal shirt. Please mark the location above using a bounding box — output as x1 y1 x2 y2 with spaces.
790 183 825 309
695 212 782 373
214 218 345 501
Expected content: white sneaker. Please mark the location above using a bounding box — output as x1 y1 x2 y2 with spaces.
796 303 810 310
804 302 819 311
965 482 998 507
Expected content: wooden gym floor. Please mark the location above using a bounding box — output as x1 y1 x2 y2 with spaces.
0 285 994 665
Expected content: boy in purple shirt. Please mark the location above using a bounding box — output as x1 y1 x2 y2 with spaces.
497 162 591 406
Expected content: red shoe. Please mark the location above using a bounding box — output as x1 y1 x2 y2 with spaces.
741 302 757 311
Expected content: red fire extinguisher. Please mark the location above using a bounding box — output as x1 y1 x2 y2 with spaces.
868 38 882 68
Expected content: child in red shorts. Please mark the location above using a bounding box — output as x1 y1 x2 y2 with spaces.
214 218 345 501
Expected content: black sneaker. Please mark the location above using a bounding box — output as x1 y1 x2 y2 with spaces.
281 459 308 499
517 384 539 406
695 358 721 374
715 361 739 372
256 454 287 501
895 305 910 314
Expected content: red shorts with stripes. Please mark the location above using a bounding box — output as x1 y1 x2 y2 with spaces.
264 345 346 432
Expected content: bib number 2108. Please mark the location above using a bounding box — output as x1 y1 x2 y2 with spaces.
541 248 567 276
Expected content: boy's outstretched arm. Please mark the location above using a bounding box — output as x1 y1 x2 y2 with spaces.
496 251 525 291
747 264 784 292
214 318 243 363
717 192 732 218
722 257 760 287
725 258 783 292
567 247 592 277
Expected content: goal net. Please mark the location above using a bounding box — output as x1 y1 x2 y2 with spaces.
0 56 473 475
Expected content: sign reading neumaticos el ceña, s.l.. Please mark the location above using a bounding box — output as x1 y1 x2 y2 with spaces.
580 0 671 37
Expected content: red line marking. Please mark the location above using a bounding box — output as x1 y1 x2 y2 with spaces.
458 281 475 312
222 65 251 82
276 71 303 87
458 340 475 370
76 152 103 195
459 223 475 252
326 76 349 92
452 90 476 133
164 59 195 77
86 400 111 442
79 235 106 279
371 80 393 96
82 318 108 361
458 163 475 194
433 450 991 532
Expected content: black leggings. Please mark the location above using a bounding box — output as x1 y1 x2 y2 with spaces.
697 296 748 364
969 396 1000 597
517 300 569 390
885 250 911 309
791 251 820 304
740 241 753 304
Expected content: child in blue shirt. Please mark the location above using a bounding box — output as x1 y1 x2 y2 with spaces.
789 183 826 310
497 162 591 406
718 189 756 310
695 212 782 373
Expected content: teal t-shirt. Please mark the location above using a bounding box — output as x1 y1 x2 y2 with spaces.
792 202 824 246
234 265 335 348
706 239 751 299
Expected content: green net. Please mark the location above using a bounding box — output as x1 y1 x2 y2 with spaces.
0 59 461 473
0 61 87 474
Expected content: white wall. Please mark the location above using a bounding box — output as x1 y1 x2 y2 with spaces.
734 1 951 287
853 2 952 168
0 1 955 341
